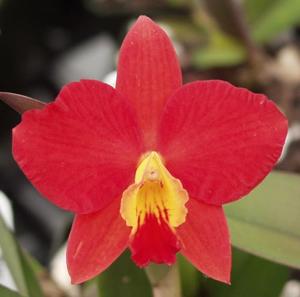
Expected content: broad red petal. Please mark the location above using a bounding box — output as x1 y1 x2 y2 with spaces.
13 80 143 214
177 198 231 283
158 80 287 205
116 16 182 149
67 197 130 284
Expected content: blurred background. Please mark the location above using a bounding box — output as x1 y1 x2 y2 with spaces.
1 0 300 296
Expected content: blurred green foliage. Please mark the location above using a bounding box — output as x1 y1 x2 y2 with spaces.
246 0 300 42
226 171 300 269
0 214 44 297
192 30 246 69
206 248 289 297
0 285 25 297
97 251 152 297
179 248 289 297
166 0 300 68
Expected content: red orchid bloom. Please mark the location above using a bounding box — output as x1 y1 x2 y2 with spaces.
12 16 287 284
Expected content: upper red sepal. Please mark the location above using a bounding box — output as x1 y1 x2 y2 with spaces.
67 198 130 284
158 80 288 205
116 16 182 149
13 80 143 214
177 198 231 284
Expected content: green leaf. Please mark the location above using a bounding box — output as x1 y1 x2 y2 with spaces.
0 285 25 297
23 252 44 275
0 214 44 297
179 248 288 297
0 214 27 295
206 248 289 297
97 251 152 297
192 31 246 69
225 171 300 269
244 0 274 25
19 250 44 297
245 0 300 43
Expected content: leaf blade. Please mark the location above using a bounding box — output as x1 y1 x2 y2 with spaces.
0 285 26 297
206 248 289 297
97 251 152 297
0 214 28 296
0 214 44 297
225 171 300 268
248 0 300 43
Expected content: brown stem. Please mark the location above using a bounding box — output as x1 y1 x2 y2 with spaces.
0 92 45 114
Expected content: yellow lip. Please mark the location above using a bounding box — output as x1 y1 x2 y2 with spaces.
120 151 189 232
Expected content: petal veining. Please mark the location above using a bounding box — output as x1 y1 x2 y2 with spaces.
67 198 130 284
13 80 143 214
116 16 182 148
177 198 231 283
158 80 288 205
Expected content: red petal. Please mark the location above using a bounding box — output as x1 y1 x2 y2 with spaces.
177 198 231 283
116 16 182 149
130 214 180 267
158 80 288 205
67 197 130 284
13 80 143 213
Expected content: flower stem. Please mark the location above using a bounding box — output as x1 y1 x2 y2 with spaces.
145 263 181 297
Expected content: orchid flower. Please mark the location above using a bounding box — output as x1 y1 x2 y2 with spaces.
11 16 287 284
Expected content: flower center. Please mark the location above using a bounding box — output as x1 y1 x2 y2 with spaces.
120 151 189 266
